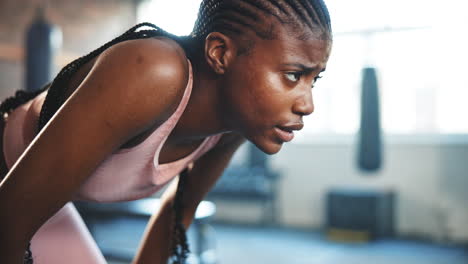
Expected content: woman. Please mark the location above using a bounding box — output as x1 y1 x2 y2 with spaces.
0 0 332 263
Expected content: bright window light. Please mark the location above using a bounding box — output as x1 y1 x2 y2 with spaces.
137 0 202 36
303 0 468 136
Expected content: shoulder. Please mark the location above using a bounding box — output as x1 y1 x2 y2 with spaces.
89 36 191 123
99 36 188 76
98 37 189 91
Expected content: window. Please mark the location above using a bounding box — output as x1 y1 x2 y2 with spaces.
305 0 468 137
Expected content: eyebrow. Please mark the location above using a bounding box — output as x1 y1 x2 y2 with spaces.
283 63 326 73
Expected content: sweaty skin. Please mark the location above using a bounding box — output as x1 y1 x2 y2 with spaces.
215 27 331 153
0 19 331 264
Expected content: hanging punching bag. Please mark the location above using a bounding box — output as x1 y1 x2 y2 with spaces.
357 67 382 172
25 6 62 92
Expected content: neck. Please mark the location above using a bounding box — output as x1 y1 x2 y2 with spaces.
170 56 230 142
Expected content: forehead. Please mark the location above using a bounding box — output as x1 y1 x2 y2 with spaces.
253 25 332 69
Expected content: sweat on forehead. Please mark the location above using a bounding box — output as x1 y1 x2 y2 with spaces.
191 0 332 40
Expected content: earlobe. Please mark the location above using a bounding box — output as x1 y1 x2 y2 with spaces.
204 32 235 75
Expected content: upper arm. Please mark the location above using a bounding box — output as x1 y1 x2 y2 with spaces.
0 38 189 242
85 37 190 127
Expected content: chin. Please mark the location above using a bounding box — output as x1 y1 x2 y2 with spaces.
246 132 283 155
264 147 281 155
255 140 283 155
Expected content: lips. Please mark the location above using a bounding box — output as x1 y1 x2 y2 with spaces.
274 123 304 142
278 123 304 132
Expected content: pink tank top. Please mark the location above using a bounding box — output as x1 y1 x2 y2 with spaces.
3 60 222 202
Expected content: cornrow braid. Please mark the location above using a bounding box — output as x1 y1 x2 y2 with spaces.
191 0 332 42
23 242 33 264
287 0 317 28
307 0 331 32
170 168 191 264
192 0 281 40
0 84 50 118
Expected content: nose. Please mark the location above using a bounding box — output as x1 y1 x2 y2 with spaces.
292 91 314 116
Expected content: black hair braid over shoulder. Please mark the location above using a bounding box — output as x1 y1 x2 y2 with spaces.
170 168 190 263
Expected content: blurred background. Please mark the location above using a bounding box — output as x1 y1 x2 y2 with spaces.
1 0 467 263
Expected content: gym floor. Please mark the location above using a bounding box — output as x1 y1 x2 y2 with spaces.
93 219 468 264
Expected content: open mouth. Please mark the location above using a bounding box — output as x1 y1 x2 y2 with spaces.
277 126 293 133
274 126 295 142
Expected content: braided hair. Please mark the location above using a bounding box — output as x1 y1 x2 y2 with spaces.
191 0 332 54
0 1 331 263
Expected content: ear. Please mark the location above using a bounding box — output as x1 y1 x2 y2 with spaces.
204 32 236 75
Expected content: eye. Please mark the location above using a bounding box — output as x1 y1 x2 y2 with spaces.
285 72 303 82
314 75 323 83
311 75 323 89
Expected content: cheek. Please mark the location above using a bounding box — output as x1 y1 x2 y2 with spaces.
226 65 289 128
233 70 270 114
253 74 288 115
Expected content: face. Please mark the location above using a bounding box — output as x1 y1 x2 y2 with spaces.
219 26 332 154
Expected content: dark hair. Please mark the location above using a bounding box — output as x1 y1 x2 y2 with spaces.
0 1 331 263
191 0 332 54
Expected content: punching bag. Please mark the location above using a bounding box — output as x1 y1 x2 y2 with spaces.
25 6 62 92
357 67 382 172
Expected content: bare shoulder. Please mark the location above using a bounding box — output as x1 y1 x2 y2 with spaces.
99 36 188 74
90 37 190 123
99 36 188 76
